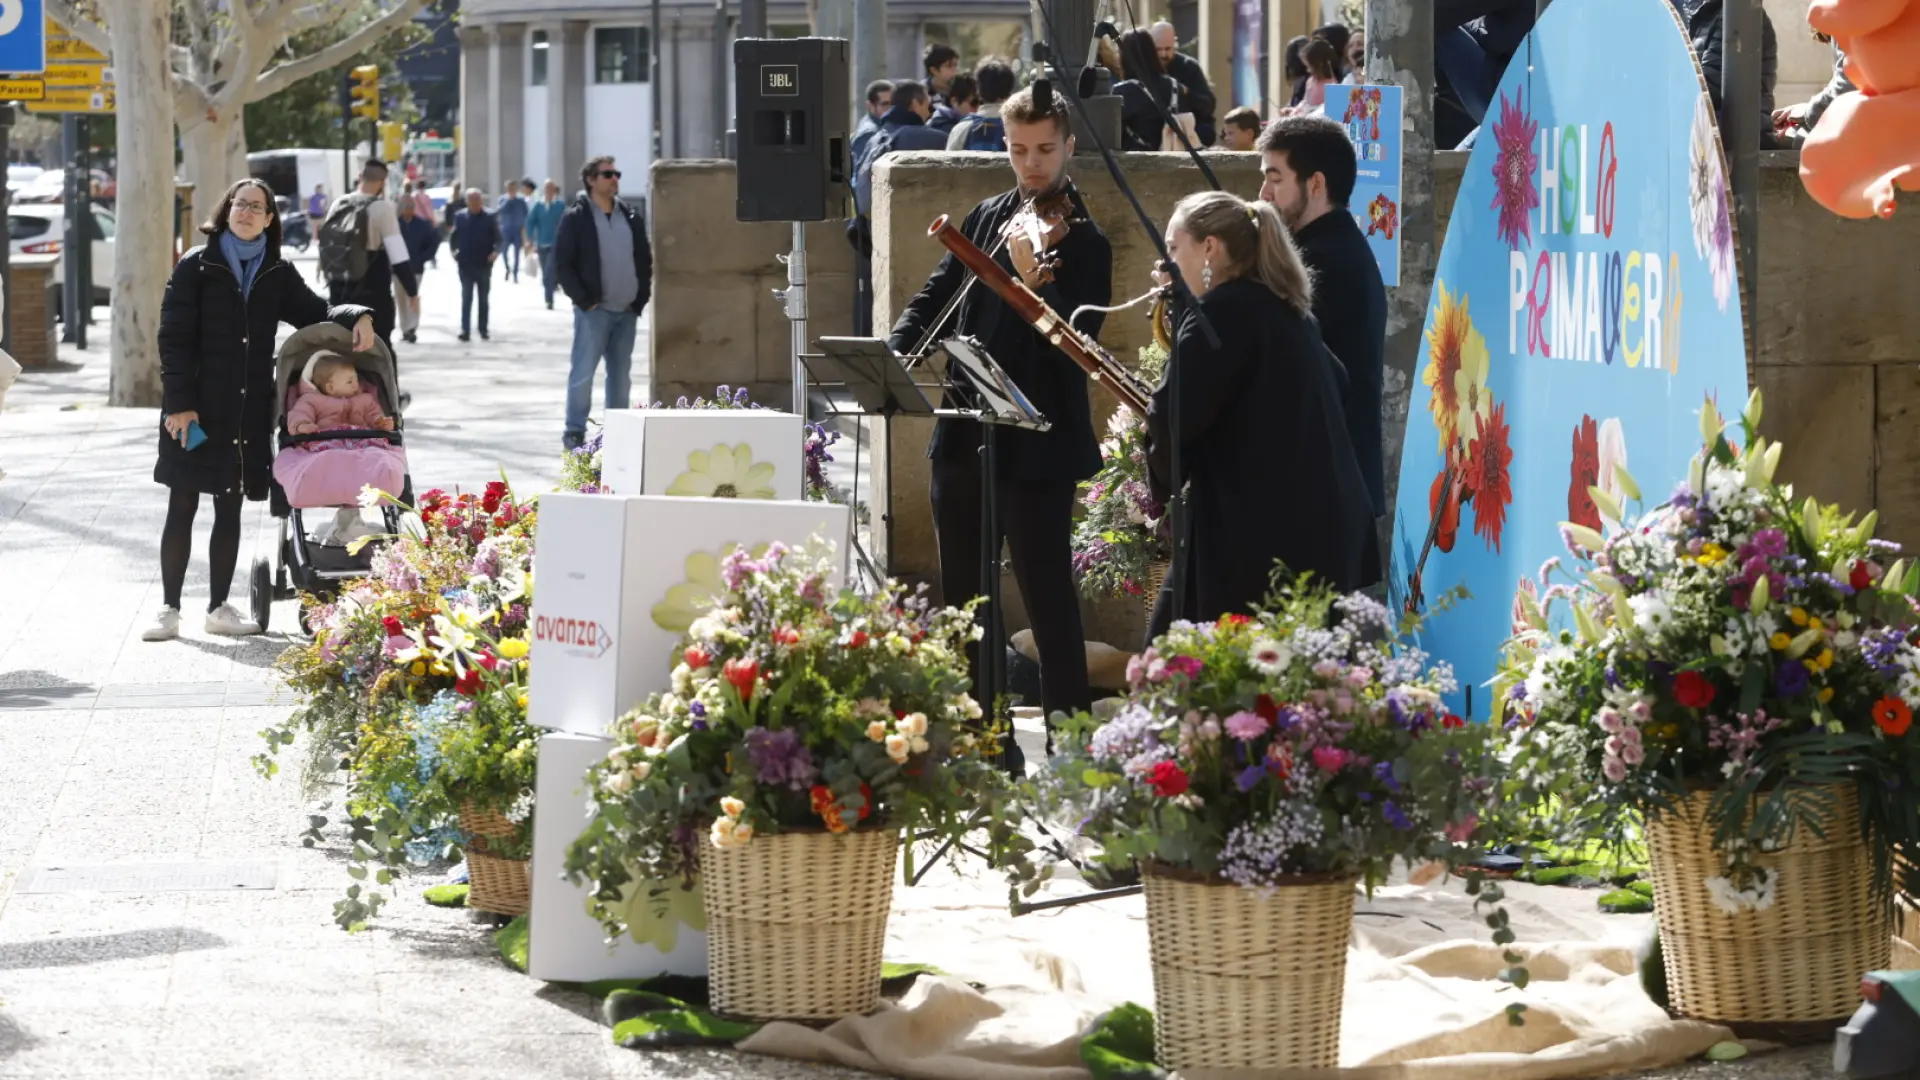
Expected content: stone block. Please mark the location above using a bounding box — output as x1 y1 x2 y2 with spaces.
1753 167 1920 367
1877 365 1920 555
652 274 762 386
1756 363 1875 515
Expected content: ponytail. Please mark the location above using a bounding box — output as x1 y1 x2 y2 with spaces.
1169 191 1314 314
1250 199 1313 313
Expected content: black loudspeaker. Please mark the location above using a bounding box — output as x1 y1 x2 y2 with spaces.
734 37 851 223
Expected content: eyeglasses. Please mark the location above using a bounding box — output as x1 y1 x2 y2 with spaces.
231 200 270 216
598 170 622 180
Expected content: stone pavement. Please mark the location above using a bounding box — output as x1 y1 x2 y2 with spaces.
0 256 1847 1080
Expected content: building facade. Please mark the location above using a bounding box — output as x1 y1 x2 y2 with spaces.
456 0 1032 204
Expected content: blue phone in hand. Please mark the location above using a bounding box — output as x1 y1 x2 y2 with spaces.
182 420 207 450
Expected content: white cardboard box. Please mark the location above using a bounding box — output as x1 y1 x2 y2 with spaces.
600 409 805 500
529 494 851 736
528 732 707 982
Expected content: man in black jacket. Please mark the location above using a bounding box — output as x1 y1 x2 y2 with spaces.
887 83 1110 754
1152 22 1217 146
554 155 653 450
1258 117 1388 520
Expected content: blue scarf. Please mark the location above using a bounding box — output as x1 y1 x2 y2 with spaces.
219 229 268 298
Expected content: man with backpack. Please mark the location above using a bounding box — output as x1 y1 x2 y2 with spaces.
318 160 416 363
946 58 1016 151
929 73 978 136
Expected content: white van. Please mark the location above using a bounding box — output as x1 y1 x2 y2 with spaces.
247 148 370 213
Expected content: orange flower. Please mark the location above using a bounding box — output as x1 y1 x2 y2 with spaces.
1872 696 1911 736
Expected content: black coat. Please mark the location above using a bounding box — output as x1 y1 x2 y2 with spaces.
1293 210 1388 516
155 240 370 499
553 192 654 313
887 185 1112 485
1146 277 1380 623
1164 52 1218 146
1115 76 1182 151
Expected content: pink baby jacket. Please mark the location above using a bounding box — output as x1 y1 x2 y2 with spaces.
289 388 386 433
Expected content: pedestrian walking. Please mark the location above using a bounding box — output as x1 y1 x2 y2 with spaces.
395 196 440 344
450 188 501 341
306 183 329 223
318 159 417 364
554 155 652 450
148 177 375 642
526 178 565 309
410 180 436 237
496 179 531 282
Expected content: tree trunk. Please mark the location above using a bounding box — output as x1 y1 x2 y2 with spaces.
180 110 250 230
105 0 176 409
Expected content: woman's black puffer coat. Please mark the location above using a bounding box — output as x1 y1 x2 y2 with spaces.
154 237 370 499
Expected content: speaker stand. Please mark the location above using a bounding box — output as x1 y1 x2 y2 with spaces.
776 222 809 419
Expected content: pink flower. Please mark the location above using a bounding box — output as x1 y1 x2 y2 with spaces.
1346 667 1374 688
1490 87 1541 248
1620 741 1645 766
1312 746 1353 773
1596 707 1623 733
1224 710 1269 740
1602 757 1628 783
1165 655 1203 679
1445 815 1480 843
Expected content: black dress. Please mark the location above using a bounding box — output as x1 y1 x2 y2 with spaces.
1145 276 1381 633
155 239 370 500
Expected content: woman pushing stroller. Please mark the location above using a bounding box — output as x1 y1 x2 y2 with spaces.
146 177 376 642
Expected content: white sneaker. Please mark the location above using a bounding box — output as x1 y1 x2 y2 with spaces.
205 603 261 637
142 607 181 641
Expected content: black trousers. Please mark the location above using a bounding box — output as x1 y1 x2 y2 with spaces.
457 262 491 335
330 256 397 355
930 448 1090 722
160 486 242 611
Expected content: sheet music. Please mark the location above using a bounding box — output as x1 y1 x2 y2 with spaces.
941 336 1051 432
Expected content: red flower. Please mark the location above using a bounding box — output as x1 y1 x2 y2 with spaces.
1147 761 1190 797
481 480 508 514
1568 415 1601 532
382 616 404 636
473 652 499 672
1673 670 1717 709
1851 560 1875 592
1254 693 1279 722
846 630 869 649
1873 696 1912 737
774 626 801 647
809 783 874 834
1219 613 1251 628
454 668 482 696
1467 403 1515 552
468 525 487 545
1441 713 1466 729
723 658 758 701
684 647 711 669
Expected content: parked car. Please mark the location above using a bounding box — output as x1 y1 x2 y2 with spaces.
7 203 115 305
16 168 116 205
7 165 43 195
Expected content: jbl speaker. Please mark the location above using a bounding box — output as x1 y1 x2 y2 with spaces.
734 37 851 222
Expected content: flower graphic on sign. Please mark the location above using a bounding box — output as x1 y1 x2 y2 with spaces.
1366 193 1399 238
651 542 773 632
1423 282 1491 450
1596 417 1630 506
615 878 708 951
1688 93 1737 312
1568 414 1602 531
1490 88 1541 249
1466 402 1514 552
665 444 778 500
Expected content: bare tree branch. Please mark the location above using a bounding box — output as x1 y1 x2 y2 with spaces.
45 0 114 55
249 0 429 100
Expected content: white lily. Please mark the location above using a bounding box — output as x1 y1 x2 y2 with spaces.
1699 399 1721 446
1564 522 1607 554
1614 464 1641 502
1589 485 1623 525
428 613 481 676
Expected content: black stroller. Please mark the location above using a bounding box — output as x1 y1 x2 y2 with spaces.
249 322 414 633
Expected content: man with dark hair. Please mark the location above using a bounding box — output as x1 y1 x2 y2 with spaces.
849 80 949 334
947 57 1016 151
1257 116 1386 518
1150 21 1217 146
554 155 653 450
853 79 894 168
1219 106 1262 151
887 82 1109 768
930 72 978 135
923 43 960 105
323 158 416 355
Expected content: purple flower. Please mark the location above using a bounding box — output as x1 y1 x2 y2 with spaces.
1773 659 1811 698
1381 799 1413 831
1235 765 1266 793
744 727 816 790
1374 760 1401 792
689 700 707 717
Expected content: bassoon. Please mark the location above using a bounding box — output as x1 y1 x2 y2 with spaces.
925 213 1155 417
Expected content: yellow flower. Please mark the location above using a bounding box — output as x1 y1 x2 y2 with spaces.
1809 617 1824 632
1816 648 1835 670
497 636 530 659
1422 281 1492 451
516 693 529 709
1698 543 1728 567
409 661 427 677
665 444 778 499
1769 632 1791 650
1790 607 1809 626
1819 687 1835 703
1804 658 1821 674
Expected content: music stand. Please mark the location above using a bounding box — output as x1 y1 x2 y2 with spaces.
803 338 936 582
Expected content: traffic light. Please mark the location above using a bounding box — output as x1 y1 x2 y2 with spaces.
349 66 380 121
379 121 404 162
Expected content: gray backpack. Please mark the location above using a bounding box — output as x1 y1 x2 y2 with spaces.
318 193 373 284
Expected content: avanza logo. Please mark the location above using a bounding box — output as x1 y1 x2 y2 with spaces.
533 614 613 658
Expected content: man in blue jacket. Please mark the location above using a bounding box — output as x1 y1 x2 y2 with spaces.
496 179 531 282
848 81 947 334
526 178 566 309
554 155 653 451
395 196 441 345
450 189 501 342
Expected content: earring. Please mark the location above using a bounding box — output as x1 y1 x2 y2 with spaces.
1201 263 1213 290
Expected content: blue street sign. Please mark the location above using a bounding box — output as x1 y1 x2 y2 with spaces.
0 0 47 76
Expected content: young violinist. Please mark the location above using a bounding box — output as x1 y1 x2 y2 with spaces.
1142 191 1380 643
887 83 1113 768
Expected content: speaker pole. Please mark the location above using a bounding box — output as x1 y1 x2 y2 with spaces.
782 221 809 418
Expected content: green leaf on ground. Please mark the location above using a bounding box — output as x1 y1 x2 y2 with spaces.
610 1008 761 1048
495 915 530 972
1629 880 1655 897
880 961 947 996
1705 1041 1748 1061
423 884 469 907
1081 1003 1165 1080
1597 887 1653 914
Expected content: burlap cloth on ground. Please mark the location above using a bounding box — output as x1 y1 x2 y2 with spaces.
740 862 1730 1079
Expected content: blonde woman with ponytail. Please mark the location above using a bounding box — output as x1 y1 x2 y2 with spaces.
1142 190 1381 643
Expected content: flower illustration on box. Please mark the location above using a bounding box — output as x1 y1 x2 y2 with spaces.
614 878 708 950
1688 92 1737 312
665 444 777 500
651 542 773 632
1490 88 1540 249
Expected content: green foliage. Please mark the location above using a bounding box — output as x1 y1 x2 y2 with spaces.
422 883 469 907
1080 1004 1164 1080
1070 342 1171 602
495 914 530 972
1596 887 1653 914
244 14 430 151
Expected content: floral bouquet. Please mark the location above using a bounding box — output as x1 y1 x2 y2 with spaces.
1071 343 1170 600
1018 578 1503 894
563 540 1005 940
1497 391 1920 913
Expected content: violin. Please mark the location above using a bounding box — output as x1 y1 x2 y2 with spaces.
1000 189 1077 286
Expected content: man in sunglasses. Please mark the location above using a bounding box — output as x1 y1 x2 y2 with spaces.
554 155 654 450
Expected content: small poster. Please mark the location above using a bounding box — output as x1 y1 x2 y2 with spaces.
1322 84 1403 286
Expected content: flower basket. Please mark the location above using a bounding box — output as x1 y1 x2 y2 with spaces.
461 802 531 917
1645 786 1890 1024
1144 867 1356 1070
1894 895 1918 970
701 828 899 1020
1142 559 1170 619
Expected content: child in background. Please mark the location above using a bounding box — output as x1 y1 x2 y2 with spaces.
1287 39 1339 115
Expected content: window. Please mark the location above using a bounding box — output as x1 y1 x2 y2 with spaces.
531 29 549 86
594 27 649 84
93 210 115 241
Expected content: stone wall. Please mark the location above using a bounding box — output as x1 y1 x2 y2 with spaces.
648 159 856 407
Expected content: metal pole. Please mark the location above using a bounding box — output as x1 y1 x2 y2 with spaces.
853 0 885 101
652 0 664 164
1721 0 1760 366
77 116 91 337
0 104 13 356
1365 0 1436 538
741 0 767 40
341 73 352 196
61 114 80 343
786 221 808 417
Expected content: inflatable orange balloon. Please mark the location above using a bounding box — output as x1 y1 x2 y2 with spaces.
1799 0 1920 219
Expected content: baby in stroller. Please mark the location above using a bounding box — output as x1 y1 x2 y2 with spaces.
270 335 408 546
289 352 395 438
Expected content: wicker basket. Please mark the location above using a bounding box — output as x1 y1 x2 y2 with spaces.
1645 787 1891 1024
460 802 531 917
1143 560 1170 620
1144 868 1356 1070
701 828 899 1021
1895 894 1919 971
